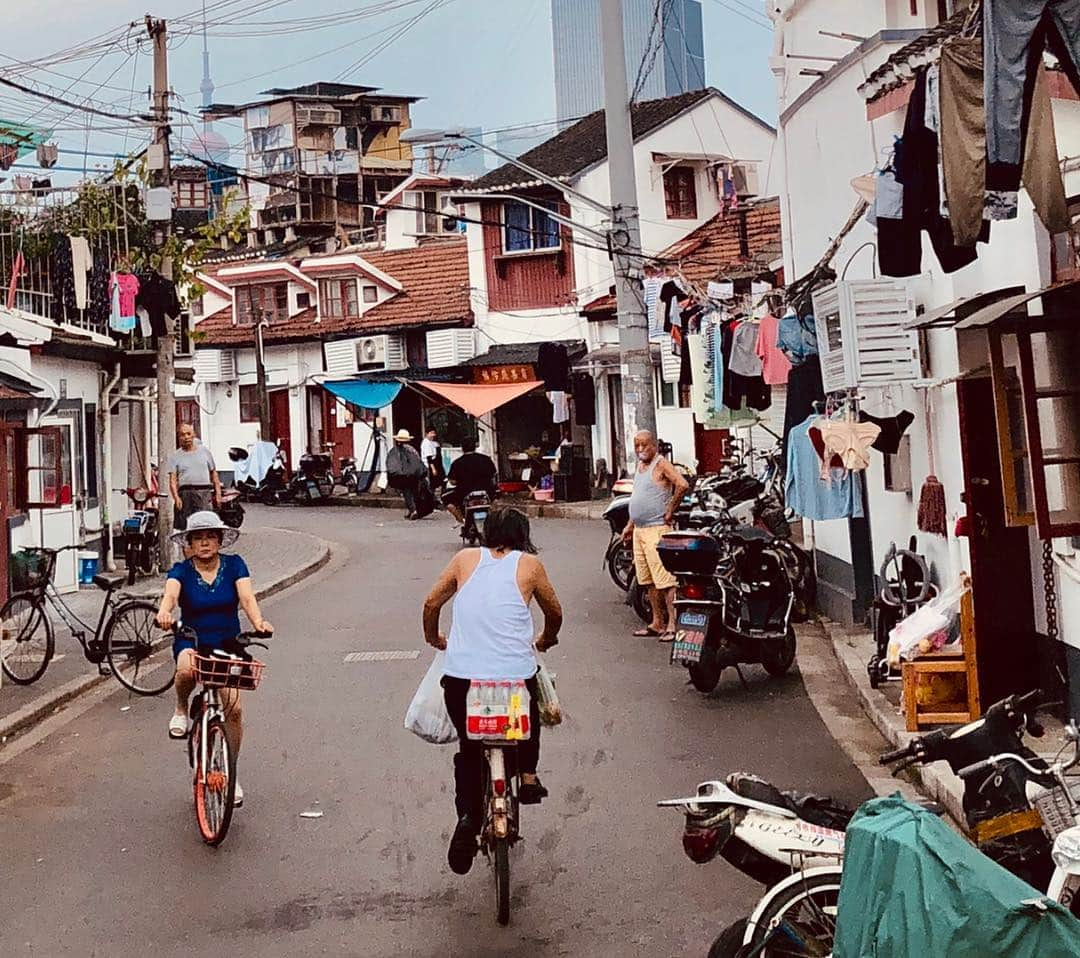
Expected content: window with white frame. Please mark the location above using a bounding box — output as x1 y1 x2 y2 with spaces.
503 199 560 253
236 283 289 325
408 190 458 234
362 284 378 304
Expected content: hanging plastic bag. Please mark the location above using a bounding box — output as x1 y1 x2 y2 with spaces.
887 580 969 667
404 652 457 745
535 661 562 727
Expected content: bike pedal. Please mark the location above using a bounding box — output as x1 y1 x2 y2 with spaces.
97 662 114 676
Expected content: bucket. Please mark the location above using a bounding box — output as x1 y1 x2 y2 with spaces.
78 551 99 586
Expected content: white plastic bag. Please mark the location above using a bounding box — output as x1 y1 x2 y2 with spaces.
404 652 458 745
887 580 969 667
535 661 562 727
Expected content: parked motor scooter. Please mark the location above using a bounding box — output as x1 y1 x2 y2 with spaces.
117 481 160 585
659 525 797 693
216 489 244 529
288 450 335 504
230 441 288 505
339 455 359 495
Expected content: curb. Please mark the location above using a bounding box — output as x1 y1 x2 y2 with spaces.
819 618 967 825
0 537 332 745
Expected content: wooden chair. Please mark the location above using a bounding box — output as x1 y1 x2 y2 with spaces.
902 574 981 731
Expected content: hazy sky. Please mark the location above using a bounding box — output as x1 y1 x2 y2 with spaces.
1 0 775 180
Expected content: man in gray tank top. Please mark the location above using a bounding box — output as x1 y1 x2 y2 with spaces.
621 431 689 640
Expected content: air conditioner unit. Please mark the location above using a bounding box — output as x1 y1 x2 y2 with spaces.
358 333 407 371
296 106 342 128
426 328 476 369
193 349 237 384
812 278 921 393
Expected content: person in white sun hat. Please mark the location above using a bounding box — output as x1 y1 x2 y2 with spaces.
155 511 273 808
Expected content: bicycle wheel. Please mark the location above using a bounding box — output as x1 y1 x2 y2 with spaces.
493 838 510 926
0 594 53 685
745 869 841 956
193 716 236 846
105 600 174 696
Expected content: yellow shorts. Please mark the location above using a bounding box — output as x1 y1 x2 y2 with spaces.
633 525 676 590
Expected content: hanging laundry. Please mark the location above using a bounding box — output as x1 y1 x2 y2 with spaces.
755 314 791 386
860 410 915 455
135 270 181 336
113 272 139 318
6 249 24 310
36 143 58 169
983 0 1080 219
722 320 770 412
661 336 681 384
12 175 31 195
571 373 595 426
939 38 1068 245
53 234 76 313
687 333 711 425
816 417 881 476
547 390 570 424
777 311 818 366
659 279 682 332
785 414 865 522
707 280 734 301
109 274 135 333
727 321 763 378
782 356 825 460
0 145 17 171
68 236 92 310
537 342 570 391
643 275 664 341
925 62 949 220
88 252 111 329
874 169 904 220
31 178 50 192
137 307 153 339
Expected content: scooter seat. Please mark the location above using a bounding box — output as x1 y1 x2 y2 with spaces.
726 773 856 830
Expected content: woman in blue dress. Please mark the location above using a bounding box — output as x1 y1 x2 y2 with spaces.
155 511 273 807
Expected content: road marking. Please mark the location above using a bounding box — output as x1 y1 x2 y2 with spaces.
343 650 421 663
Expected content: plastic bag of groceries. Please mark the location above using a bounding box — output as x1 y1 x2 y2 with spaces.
886 580 968 667
536 661 562 727
404 652 458 744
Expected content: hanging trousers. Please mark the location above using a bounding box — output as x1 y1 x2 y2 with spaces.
940 38 1069 245
984 0 1080 202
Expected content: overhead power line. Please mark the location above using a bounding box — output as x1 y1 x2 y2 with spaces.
0 74 152 124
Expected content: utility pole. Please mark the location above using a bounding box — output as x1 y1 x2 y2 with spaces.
147 15 176 561
254 317 272 441
599 0 656 475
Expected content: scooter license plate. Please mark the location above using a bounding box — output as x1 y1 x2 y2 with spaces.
672 629 706 664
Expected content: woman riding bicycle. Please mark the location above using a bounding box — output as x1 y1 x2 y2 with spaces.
422 506 563 875
155 511 273 807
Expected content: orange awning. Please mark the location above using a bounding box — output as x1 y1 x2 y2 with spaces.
416 380 540 418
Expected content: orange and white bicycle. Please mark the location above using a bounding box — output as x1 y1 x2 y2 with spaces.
179 629 270 846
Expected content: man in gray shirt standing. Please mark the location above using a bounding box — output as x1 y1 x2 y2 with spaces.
167 423 222 530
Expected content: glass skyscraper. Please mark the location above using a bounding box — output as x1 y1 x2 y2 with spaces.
552 0 706 124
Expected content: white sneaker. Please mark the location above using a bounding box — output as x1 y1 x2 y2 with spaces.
168 713 189 739
233 782 244 808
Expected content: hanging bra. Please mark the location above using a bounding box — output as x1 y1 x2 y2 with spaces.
818 419 882 476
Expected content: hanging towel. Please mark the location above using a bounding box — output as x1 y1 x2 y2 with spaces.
547 390 570 424
537 342 570 391
69 236 92 310
36 143 58 169
643 276 664 341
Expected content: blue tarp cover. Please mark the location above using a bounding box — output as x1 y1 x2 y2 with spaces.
323 380 402 410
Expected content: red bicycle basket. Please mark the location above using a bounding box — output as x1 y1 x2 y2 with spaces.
192 653 266 690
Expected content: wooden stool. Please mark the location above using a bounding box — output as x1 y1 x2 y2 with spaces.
902 575 980 731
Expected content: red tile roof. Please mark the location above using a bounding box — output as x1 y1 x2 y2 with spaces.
193 238 472 347
582 198 783 315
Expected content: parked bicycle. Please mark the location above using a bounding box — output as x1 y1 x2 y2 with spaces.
0 545 170 695
179 628 271 846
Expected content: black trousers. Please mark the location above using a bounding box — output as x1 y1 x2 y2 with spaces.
442 674 541 821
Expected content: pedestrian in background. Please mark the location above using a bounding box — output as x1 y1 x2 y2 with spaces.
421 426 446 493
387 428 426 519
167 424 221 533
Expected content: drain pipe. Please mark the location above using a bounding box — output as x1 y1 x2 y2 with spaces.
100 363 122 571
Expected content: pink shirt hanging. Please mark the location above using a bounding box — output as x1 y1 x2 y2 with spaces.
755 314 792 385
114 273 140 318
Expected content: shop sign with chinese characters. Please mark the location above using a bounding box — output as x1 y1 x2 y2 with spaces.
473 365 537 385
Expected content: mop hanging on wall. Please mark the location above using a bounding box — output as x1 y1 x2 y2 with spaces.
916 390 947 536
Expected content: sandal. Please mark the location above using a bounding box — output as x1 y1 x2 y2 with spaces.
519 780 549 805
658 632 676 643
633 627 661 637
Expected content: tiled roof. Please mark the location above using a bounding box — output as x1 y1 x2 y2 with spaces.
582 198 783 314
193 238 472 347
858 11 967 101
468 89 771 193
462 339 586 367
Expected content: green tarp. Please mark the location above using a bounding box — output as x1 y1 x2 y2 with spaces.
834 796 1080 957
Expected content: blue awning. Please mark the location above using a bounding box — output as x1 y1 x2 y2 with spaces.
323 380 402 410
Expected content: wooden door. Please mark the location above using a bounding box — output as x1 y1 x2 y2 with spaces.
694 422 728 474
958 377 1038 703
269 389 292 470
321 391 355 463
175 400 200 439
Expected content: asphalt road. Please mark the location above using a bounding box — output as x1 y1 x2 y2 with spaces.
0 506 872 957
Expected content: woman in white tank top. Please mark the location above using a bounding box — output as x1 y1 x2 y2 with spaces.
423 507 564 876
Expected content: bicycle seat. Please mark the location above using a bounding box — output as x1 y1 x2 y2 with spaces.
93 571 128 592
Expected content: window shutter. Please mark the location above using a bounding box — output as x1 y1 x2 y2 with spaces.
813 279 920 392
324 338 360 377
194 349 235 384
426 328 476 369
384 333 407 371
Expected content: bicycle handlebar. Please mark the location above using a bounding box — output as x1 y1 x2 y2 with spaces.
879 744 914 765
957 752 1056 784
